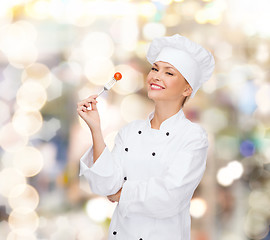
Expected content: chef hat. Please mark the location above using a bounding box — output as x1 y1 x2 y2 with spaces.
146 34 215 98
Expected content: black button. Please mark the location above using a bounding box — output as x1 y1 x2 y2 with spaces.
125 148 128 152
139 238 143 240
152 152 155 156
166 132 169 136
124 176 127 180
138 130 142 134
113 231 117 235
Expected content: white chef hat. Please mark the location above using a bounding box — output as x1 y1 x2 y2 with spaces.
146 34 215 98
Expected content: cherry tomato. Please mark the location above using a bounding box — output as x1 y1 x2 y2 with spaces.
114 72 122 81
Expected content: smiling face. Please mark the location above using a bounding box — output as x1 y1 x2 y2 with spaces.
146 61 193 103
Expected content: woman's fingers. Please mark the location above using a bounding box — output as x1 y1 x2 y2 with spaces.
88 94 98 99
77 105 87 113
77 97 98 109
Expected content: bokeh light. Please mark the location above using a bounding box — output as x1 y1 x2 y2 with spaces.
120 94 149 122
8 209 39 233
0 123 28 152
0 168 26 197
16 82 47 111
12 146 44 177
112 64 144 95
21 63 52 88
0 0 269 239
86 197 114 223
190 198 207 218
7 230 37 240
84 57 115 86
12 110 43 136
240 140 256 157
8 184 39 211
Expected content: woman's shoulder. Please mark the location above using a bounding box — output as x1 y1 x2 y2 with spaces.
180 118 208 140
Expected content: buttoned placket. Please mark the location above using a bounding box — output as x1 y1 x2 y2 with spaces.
114 110 182 239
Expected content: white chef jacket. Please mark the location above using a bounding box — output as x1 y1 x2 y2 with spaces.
79 108 209 240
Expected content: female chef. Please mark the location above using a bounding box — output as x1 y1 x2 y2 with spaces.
77 34 215 240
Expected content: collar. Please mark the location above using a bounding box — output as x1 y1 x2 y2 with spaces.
146 108 186 131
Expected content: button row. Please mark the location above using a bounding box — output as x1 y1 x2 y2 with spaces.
113 231 143 239
138 130 169 136
125 147 156 157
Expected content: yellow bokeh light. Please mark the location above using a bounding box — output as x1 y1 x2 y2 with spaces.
16 82 47 111
7 230 37 240
86 197 115 222
82 32 114 60
194 10 208 24
0 168 26 197
112 64 144 95
0 100 11 125
84 57 115 86
0 21 38 68
13 146 44 177
138 2 157 18
0 2 13 25
12 110 43 136
15 21 38 43
190 198 207 218
244 209 269 239
162 13 182 27
195 2 224 25
8 208 39 233
0 21 35 51
255 84 270 114
120 94 149 122
217 167 234 187
134 41 149 59
0 123 28 152
65 0 96 27
154 0 173 5
143 22 166 41
25 0 51 20
21 63 52 89
8 43 38 69
8 184 39 211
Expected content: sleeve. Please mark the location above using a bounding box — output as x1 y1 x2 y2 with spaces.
118 130 209 219
79 128 126 197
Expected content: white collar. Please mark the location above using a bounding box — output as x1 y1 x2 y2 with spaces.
146 108 185 131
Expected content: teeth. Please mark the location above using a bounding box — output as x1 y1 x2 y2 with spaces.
151 84 163 89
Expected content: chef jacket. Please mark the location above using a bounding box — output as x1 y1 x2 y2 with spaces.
79 108 209 240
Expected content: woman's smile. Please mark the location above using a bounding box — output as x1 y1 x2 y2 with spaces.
150 83 165 90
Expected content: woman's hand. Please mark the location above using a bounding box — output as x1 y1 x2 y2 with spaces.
77 94 100 130
107 188 122 203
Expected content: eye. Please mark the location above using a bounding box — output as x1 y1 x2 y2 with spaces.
166 72 174 76
151 67 158 71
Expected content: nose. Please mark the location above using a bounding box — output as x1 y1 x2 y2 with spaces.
154 72 161 81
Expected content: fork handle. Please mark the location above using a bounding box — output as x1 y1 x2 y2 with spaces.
98 88 105 96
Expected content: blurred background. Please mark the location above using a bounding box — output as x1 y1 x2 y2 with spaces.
0 0 270 239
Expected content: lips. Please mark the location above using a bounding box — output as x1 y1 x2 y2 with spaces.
150 83 165 89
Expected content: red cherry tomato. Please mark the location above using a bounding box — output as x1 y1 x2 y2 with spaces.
114 72 122 81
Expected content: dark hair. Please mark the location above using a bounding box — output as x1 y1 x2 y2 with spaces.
181 95 190 108
182 78 191 107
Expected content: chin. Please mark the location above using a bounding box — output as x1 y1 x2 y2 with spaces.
147 91 165 101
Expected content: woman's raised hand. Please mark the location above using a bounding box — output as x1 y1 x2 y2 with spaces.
77 94 100 130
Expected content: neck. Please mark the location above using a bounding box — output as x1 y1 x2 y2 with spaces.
150 101 182 130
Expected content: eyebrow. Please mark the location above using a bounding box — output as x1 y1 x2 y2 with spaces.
154 62 175 70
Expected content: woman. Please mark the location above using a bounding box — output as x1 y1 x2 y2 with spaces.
77 34 215 240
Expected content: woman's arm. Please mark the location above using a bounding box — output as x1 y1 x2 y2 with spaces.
91 127 106 164
77 95 125 196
